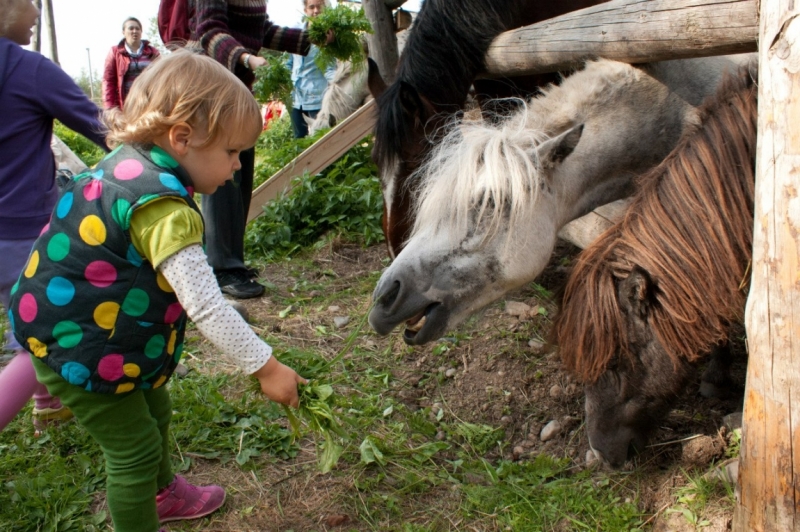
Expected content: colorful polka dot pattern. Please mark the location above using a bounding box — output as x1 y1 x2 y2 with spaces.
8 145 199 394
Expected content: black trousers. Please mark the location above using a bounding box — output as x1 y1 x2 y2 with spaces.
290 107 319 139
201 147 255 273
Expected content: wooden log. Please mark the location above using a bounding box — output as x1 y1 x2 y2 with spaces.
733 0 800 530
484 0 758 78
247 99 377 223
557 199 630 249
364 0 399 84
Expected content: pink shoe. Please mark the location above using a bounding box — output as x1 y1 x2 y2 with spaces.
156 474 226 523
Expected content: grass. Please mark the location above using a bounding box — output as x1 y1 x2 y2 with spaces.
1 127 732 531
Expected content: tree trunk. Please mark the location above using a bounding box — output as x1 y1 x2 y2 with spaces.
363 0 399 84
733 0 800 530
31 0 42 52
483 0 758 78
44 0 58 65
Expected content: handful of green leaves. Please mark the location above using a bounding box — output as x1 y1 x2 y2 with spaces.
252 53 293 107
283 383 349 473
278 347 352 473
307 6 373 70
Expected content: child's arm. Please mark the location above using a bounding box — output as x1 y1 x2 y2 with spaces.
157 244 306 406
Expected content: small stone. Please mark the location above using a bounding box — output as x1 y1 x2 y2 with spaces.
565 383 578 396
333 316 350 328
438 366 447 374
505 301 532 317
445 368 456 378
586 449 599 465
500 415 513 425
173 363 191 378
512 446 524 460
436 431 446 441
308 290 321 297
549 385 562 398
227 300 249 322
723 412 743 431
328 305 341 313
481 403 489 412
540 420 563 442
528 339 545 351
497 370 505 377
432 402 443 413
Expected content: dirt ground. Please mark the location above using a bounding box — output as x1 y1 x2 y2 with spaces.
169 240 745 531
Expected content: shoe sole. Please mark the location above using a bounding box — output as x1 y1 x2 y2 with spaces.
159 492 227 523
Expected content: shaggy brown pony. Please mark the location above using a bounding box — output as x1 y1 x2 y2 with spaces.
551 62 757 467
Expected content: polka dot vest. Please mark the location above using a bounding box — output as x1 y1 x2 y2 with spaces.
9 145 201 394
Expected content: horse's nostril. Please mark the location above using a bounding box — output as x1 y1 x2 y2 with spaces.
377 280 401 307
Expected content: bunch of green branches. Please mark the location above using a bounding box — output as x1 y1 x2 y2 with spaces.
307 6 373 70
252 53 293 108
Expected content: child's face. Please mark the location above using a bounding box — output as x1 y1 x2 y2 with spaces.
181 130 254 194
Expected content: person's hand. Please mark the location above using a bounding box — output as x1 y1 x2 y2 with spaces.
248 55 268 70
252 356 307 407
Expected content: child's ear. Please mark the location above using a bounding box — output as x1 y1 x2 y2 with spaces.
169 123 194 156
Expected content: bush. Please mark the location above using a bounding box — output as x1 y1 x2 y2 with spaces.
245 132 383 261
52 121 104 167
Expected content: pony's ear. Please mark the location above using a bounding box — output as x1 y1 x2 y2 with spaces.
618 267 652 319
538 124 584 167
367 58 388 99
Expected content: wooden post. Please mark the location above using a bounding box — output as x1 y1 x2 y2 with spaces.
733 0 800 530
483 0 758 78
31 0 42 52
43 0 58 65
363 0 399 84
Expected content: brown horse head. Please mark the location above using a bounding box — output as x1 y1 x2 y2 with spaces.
368 59 448 258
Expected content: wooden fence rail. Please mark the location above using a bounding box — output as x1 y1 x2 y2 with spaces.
483 0 758 78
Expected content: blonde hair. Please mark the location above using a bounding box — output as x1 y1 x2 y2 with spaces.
0 0 32 36
104 49 263 149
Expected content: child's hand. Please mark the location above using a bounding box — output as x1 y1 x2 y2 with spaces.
252 356 307 408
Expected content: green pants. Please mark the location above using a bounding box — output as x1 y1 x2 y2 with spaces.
32 357 174 532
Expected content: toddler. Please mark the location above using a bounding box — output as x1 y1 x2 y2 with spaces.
8 50 306 532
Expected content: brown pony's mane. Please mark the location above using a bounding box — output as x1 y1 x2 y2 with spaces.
553 64 758 384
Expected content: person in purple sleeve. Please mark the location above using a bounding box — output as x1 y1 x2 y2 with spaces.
0 0 108 435
190 0 333 299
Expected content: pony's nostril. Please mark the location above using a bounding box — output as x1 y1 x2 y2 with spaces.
377 280 401 307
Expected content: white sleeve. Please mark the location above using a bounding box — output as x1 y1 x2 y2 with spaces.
158 244 271 374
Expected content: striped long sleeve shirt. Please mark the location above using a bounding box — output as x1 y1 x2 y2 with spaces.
190 0 311 87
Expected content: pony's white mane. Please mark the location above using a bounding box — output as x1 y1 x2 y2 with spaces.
310 60 368 134
411 60 648 249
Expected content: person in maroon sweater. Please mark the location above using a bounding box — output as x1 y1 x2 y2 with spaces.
190 0 332 298
102 17 160 110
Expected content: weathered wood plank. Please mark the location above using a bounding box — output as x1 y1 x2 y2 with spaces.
558 199 630 249
247 99 377 223
733 0 800 529
484 0 758 78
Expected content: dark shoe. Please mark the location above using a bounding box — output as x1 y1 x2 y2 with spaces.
244 266 260 280
217 270 265 299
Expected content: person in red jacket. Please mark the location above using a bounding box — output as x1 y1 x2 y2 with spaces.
102 17 160 110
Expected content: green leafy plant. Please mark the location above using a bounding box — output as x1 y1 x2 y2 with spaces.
246 137 384 261
307 6 373 70
53 121 104 168
252 53 294 107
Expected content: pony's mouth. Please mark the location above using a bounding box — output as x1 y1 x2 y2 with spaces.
403 303 442 344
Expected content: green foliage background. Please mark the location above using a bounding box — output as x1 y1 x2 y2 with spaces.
53 121 105 168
